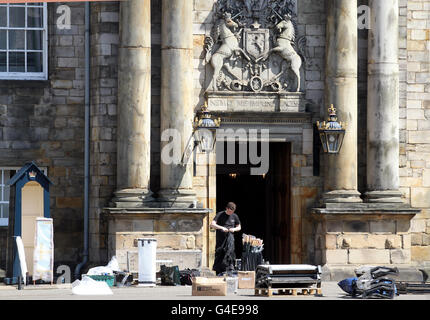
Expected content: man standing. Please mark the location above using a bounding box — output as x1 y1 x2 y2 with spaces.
210 202 241 275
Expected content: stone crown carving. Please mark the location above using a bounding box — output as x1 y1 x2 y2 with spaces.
204 0 306 93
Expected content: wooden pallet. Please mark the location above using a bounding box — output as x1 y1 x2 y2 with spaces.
255 287 322 297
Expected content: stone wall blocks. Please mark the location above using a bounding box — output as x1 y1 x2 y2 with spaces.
366 235 387 249
111 219 133 233
396 218 411 233
340 237 351 249
194 0 214 11
99 141 116 153
56 197 83 209
399 155 408 168
326 220 343 233
155 219 179 233
301 166 314 177
325 234 337 249
195 234 204 249
298 13 325 24
411 246 430 262
116 234 135 249
158 235 190 250
344 220 369 233
325 249 348 264
193 10 213 24
423 234 430 246
411 233 423 245
402 234 412 249
390 249 411 264
411 188 430 207
113 249 128 267
178 218 204 232
186 235 196 249
291 141 303 155
305 24 325 36
58 35 74 47
369 220 396 234
57 58 79 68
130 220 154 233
385 235 403 249
411 218 427 233
100 12 119 23
348 249 390 264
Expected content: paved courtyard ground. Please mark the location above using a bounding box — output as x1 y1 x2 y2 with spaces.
0 281 427 319
0 281 428 300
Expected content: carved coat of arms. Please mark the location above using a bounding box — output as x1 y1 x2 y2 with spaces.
244 28 269 60
204 0 306 93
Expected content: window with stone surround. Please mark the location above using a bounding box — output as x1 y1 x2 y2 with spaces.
0 167 47 226
0 168 18 226
0 2 48 80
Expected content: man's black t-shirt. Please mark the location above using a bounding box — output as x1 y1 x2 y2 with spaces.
213 211 241 247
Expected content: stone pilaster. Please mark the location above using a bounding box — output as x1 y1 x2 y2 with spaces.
114 0 153 207
159 0 196 207
323 0 361 203
365 0 402 203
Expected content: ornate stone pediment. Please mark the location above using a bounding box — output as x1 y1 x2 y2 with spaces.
204 0 306 94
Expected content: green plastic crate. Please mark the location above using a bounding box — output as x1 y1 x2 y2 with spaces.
86 275 115 287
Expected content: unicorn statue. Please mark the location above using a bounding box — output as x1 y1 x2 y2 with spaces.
204 12 251 91
258 13 305 92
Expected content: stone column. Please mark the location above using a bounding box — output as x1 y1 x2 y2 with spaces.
159 0 196 207
323 0 361 203
365 0 402 203
114 0 153 207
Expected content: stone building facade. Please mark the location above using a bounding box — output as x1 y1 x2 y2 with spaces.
0 0 429 280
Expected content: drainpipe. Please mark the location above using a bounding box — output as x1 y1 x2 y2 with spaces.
74 1 90 280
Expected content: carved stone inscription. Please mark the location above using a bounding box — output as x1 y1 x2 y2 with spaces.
209 98 277 112
207 92 305 113
204 0 306 93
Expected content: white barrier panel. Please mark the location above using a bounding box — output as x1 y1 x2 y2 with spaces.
33 218 54 283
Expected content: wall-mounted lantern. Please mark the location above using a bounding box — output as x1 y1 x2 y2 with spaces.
193 102 221 153
316 104 347 154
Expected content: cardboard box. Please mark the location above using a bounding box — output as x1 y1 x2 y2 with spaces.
192 277 227 296
238 271 255 289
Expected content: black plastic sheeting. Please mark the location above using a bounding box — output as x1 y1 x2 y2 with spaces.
213 233 236 275
241 243 263 271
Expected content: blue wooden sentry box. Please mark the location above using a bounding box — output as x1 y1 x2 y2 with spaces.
7 161 53 280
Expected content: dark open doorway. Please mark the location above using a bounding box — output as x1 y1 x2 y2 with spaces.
216 141 291 264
